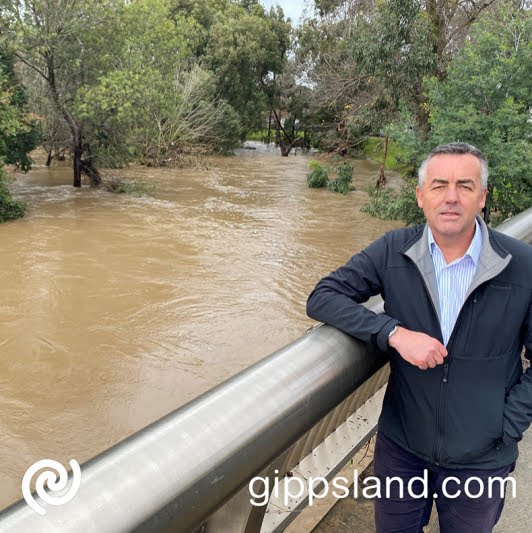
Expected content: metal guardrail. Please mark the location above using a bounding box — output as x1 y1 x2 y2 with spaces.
1 208 531 533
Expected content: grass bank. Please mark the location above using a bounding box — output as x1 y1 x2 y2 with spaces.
245 130 272 141
363 137 411 175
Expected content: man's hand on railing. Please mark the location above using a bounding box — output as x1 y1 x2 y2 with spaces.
388 327 448 370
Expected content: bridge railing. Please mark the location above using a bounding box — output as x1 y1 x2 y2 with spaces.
1 208 531 533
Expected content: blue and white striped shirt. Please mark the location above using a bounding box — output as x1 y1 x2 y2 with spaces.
427 220 483 346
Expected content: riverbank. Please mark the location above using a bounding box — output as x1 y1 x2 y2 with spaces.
362 137 410 175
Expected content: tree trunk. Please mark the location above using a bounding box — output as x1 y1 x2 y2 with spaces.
291 115 296 140
45 150 53 167
272 108 300 157
267 109 272 144
81 141 101 187
73 133 82 188
345 123 350 155
376 135 389 190
46 52 83 187
274 119 289 156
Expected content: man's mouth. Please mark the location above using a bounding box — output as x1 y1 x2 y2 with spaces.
440 211 461 218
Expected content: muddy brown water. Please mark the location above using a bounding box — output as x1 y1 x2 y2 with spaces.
0 142 401 509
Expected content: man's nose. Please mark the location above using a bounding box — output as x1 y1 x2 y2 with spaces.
444 185 459 203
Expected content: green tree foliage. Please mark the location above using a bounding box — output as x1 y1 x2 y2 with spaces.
204 1 291 133
367 2 531 225
77 0 240 166
296 0 496 152
0 46 38 222
0 173 26 222
296 0 436 151
424 3 532 223
307 160 355 195
1 0 119 186
0 48 39 171
2 0 289 182
327 162 354 194
362 178 425 225
307 160 328 188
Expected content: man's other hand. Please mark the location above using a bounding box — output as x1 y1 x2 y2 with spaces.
388 327 447 370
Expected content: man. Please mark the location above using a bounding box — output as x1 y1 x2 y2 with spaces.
306 142 532 532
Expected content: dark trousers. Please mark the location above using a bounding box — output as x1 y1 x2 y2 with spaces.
374 432 515 533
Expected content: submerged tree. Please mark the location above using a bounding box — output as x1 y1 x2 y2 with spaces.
0 0 117 186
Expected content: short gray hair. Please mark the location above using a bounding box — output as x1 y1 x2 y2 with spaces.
418 142 488 191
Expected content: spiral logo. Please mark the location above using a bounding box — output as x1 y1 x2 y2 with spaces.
22 459 81 516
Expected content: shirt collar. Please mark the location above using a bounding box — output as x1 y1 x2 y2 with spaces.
427 218 482 266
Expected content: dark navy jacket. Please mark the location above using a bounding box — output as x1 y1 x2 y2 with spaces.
307 217 532 469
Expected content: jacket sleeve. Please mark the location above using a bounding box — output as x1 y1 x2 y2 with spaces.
502 296 532 445
306 233 400 353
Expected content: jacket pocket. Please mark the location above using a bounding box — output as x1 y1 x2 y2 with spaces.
440 352 506 464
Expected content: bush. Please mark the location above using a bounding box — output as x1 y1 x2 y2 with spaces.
307 160 356 195
328 162 354 195
307 160 329 188
0 169 26 223
361 178 425 225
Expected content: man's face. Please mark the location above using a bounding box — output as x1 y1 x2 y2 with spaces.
416 154 487 242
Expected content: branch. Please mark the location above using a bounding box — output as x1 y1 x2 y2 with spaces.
13 51 49 82
271 108 293 143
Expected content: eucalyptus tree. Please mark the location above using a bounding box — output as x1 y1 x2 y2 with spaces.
1 0 242 184
296 0 500 155
365 1 531 224
203 0 292 135
0 1 123 186
423 1 532 222
297 0 435 170
75 0 231 166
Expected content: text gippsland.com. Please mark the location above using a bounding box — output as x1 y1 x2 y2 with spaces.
248 469 517 507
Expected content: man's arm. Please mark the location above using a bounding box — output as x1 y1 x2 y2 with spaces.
306 235 399 352
307 234 447 369
501 298 532 445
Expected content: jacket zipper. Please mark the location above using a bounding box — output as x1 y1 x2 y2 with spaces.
402 251 473 465
432 294 475 464
401 254 447 463
434 362 449 464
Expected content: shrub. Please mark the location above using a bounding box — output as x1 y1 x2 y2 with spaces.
328 163 354 195
307 160 328 188
0 169 26 223
361 179 425 225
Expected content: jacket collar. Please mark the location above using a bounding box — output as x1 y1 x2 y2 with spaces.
400 216 512 323
465 216 512 300
401 224 441 322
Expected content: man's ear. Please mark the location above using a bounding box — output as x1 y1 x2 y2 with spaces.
416 186 423 208
479 188 487 210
